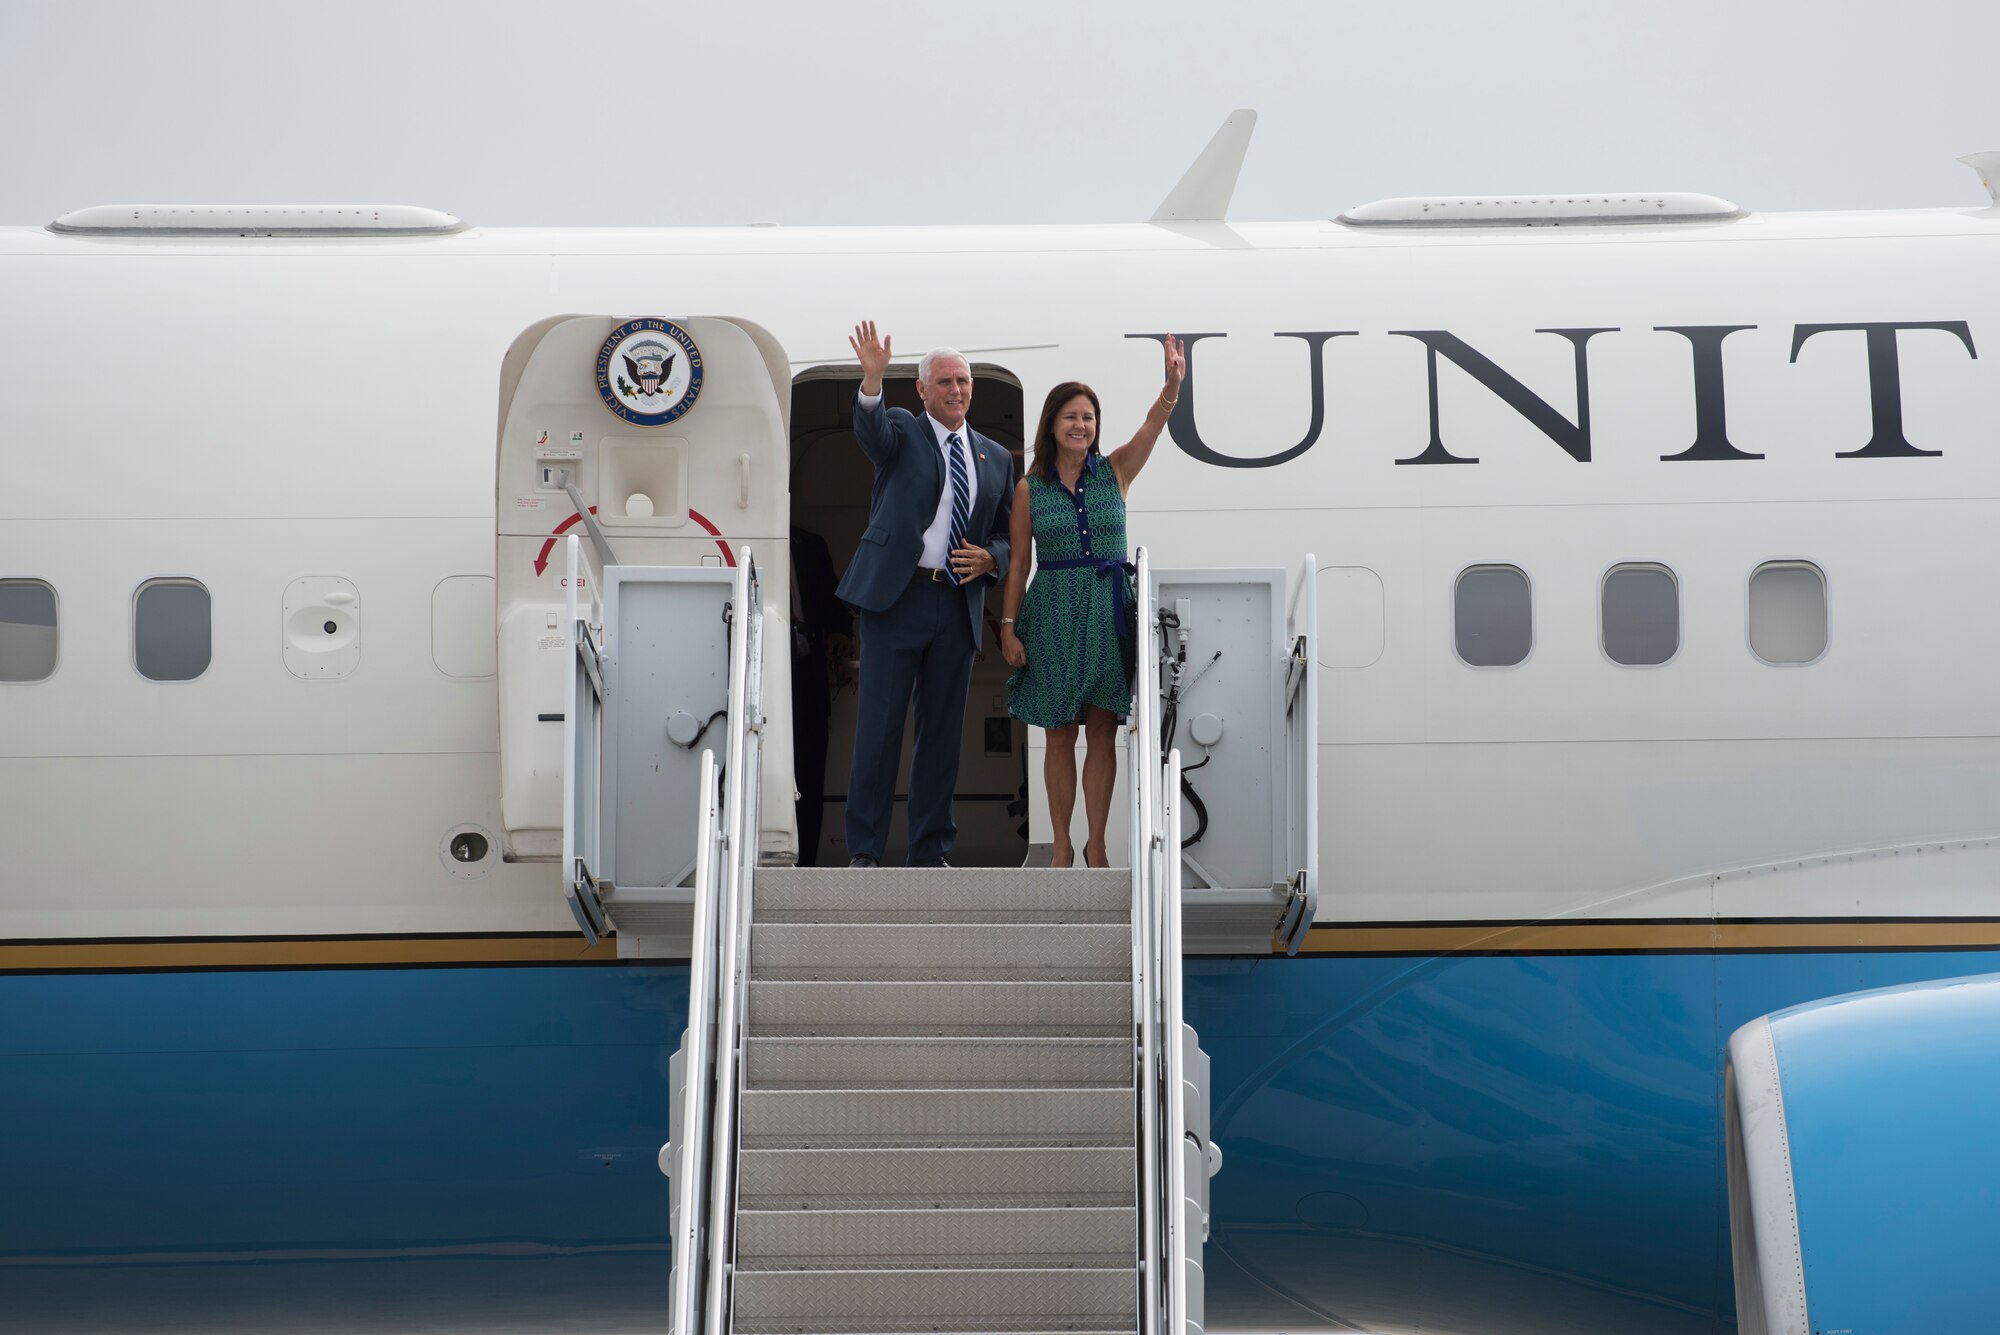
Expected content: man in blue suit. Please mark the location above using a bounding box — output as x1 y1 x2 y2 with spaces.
838 321 1014 868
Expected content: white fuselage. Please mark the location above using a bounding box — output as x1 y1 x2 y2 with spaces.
4 208 1998 942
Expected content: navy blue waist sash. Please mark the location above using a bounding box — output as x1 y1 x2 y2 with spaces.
1038 556 1137 635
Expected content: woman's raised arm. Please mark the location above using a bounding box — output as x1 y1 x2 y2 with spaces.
1106 334 1186 493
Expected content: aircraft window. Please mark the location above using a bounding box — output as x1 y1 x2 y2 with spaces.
1454 565 1532 667
1601 564 1679 666
134 578 212 681
1748 561 1827 664
0 579 59 682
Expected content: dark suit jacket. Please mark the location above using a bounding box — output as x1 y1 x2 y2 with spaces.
835 395 1014 646
790 525 850 642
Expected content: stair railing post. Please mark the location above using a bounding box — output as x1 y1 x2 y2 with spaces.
704 547 759 1335
669 750 723 1335
722 559 765 1314
1131 547 1165 1335
1164 747 1189 1335
561 533 610 943
1281 554 1319 956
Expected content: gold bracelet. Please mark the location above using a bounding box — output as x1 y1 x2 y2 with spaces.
1159 395 1179 409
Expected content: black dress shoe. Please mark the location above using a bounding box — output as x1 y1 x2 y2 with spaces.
910 857 952 869
847 855 880 869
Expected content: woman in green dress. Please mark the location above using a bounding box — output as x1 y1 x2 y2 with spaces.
1000 337 1186 868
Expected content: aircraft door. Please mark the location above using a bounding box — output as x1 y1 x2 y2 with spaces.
494 315 795 878
1151 557 1318 953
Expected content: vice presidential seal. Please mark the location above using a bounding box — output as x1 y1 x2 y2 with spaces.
595 318 704 426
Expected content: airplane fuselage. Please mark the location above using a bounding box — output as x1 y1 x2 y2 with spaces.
5 206 1999 1333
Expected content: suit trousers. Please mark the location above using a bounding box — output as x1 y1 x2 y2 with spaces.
846 570 977 864
790 638 831 865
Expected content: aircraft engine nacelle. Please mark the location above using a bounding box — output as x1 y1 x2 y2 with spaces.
1725 973 2000 1335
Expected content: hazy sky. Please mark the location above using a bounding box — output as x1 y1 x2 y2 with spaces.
2 0 1995 228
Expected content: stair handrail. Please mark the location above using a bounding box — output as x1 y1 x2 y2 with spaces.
561 533 610 944
703 546 763 1335
1279 553 1319 955
1131 542 1194 1334
1129 546 1169 1335
1162 745 1190 1335
666 747 725 1335
665 548 760 1335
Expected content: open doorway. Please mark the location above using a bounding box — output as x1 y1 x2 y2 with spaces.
788 367 1029 867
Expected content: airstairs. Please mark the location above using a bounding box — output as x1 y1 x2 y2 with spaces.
719 863 1154 1332
559 537 1255 1333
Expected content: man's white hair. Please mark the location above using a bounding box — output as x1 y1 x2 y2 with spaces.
918 347 971 383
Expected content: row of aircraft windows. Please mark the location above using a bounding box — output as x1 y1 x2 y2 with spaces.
1455 560 1829 668
0 578 212 682
0 576 495 683
0 563 1829 684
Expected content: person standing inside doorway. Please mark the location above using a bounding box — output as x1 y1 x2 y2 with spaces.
999 337 1186 867
789 524 850 866
837 321 1015 868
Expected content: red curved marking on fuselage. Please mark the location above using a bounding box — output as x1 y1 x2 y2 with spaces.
686 509 736 566
532 507 599 577
533 506 734 574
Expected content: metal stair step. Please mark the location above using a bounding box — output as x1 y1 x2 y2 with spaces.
748 980 1130 1037
745 1037 1132 1090
751 922 1130 982
754 867 1128 925
736 1147 1135 1210
734 1207 1136 1272
741 1087 1135 1149
730 1267 1138 1333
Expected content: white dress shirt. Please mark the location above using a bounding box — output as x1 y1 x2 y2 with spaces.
857 391 979 569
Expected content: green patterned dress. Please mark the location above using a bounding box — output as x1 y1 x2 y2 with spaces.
1007 453 1135 727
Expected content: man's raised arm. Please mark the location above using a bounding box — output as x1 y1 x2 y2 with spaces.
847 320 899 468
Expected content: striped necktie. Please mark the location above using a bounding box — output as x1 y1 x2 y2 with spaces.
946 432 971 584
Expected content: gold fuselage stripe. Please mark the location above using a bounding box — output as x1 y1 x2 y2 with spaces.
0 934 618 973
6 921 2000 973
1293 919 2000 956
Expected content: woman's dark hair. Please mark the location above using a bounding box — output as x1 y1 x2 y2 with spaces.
1030 382 1103 483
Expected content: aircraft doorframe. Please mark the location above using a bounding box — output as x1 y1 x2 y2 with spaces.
786 364 1030 867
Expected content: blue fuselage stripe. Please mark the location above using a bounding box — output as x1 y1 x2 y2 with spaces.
4 946 1996 1331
